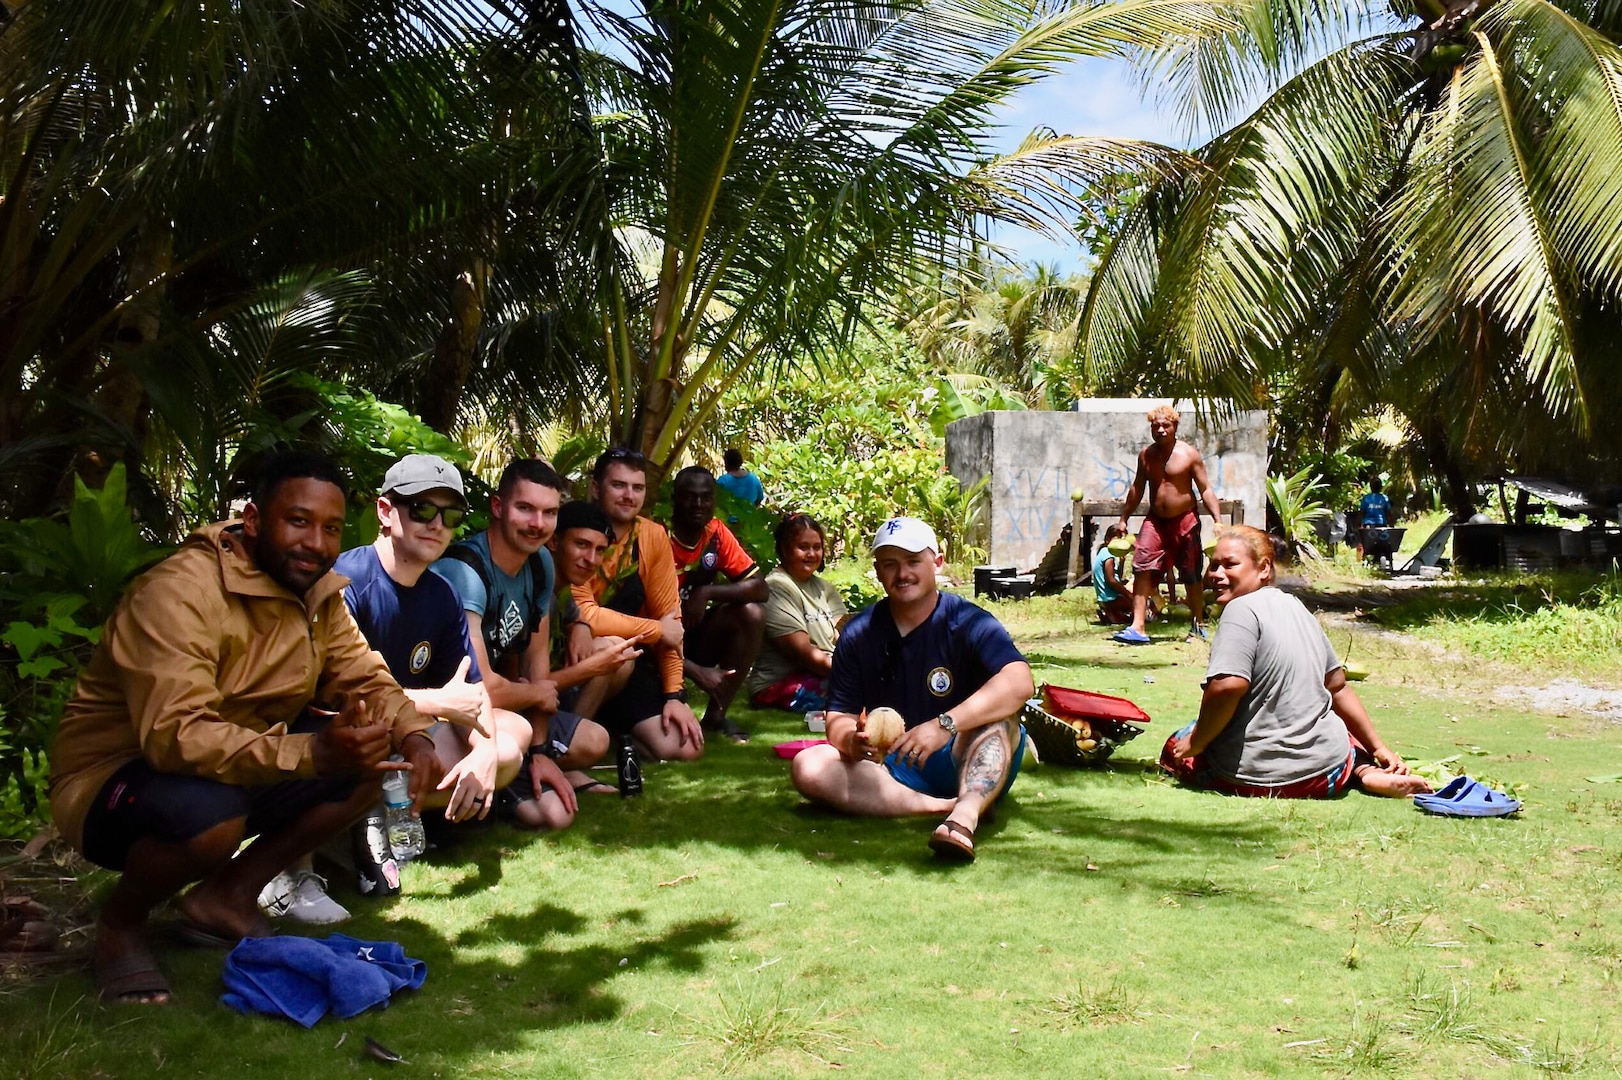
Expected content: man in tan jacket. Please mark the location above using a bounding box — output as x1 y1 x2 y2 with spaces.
50 451 454 1005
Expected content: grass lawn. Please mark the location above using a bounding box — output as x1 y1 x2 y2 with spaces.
7 586 1622 1079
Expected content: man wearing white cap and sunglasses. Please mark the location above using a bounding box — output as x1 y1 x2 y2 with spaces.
789 517 1033 861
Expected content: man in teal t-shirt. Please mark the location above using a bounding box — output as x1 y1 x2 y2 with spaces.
716 448 764 507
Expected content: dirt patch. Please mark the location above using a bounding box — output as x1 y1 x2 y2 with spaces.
1487 679 1622 722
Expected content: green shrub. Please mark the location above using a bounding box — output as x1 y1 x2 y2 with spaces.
0 465 162 832
821 559 884 612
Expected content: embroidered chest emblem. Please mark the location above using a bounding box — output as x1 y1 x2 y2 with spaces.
927 667 953 696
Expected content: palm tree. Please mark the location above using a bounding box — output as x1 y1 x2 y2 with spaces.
899 256 1092 408
565 0 1223 475
1076 0 1622 509
0 0 596 518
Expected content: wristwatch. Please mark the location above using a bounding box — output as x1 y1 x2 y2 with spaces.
937 712 958 736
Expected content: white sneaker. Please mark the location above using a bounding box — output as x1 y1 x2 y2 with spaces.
258 870 351 925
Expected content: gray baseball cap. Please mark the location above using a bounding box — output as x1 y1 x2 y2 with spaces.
381 454 466 503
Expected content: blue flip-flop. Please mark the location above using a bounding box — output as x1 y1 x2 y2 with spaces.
1414 775 1521 817
1110 628 1152 645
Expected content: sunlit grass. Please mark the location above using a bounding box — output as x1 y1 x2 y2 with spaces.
6 598 1622 1077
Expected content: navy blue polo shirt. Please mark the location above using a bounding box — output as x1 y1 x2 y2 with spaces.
337 545 482 691
826 591 1025 727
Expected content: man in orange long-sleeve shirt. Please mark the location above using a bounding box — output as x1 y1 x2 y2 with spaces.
568 448 705 761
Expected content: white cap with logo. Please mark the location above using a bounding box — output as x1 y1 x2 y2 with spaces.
870 516 939 554
381 454 467 503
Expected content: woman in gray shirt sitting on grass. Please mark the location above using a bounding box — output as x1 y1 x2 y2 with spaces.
1160 525 1431 799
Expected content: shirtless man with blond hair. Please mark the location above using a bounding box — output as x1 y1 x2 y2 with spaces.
1114 405 1224 644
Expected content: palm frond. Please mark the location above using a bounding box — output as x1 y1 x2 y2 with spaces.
1387 31 1586 426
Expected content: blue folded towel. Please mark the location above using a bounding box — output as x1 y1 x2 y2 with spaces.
221 933 427 1027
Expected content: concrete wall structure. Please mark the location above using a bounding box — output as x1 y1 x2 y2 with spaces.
944 400 1268 571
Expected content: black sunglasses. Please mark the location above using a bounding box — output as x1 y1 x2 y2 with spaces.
393 496 468 528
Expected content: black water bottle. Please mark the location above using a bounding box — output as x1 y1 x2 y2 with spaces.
616 731 643 797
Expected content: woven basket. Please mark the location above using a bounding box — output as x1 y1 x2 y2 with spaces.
1021 684 1150 768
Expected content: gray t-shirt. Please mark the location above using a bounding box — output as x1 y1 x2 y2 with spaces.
1202 586 1348 786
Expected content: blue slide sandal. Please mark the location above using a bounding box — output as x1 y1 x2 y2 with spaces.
1414 775 1521 817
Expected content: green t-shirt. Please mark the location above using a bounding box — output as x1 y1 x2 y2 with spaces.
747 567 846 696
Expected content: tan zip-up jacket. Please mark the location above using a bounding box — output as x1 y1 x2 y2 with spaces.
49 521 427 852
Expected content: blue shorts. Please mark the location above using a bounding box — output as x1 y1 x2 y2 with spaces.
884 724 1028 800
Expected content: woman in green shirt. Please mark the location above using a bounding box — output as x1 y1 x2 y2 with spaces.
748 514 848 710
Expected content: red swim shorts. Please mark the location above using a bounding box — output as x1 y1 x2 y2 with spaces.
1159 724 1367 799
1133 510 1202 579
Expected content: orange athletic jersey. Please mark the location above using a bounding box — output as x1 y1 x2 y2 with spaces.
570 517 683 694
669 519 758 591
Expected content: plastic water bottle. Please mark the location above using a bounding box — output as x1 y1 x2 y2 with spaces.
351 809 400 897
616 732 643 798
382 768 424 862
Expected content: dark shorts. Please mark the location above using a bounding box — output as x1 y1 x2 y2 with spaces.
597 653 666 736
685 602 757 668
1134 510 1202 580
1159 721 1366 798
81 713 358 871
884 724 1028 800
506 710 589 801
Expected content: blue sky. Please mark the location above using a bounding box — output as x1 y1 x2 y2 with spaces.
985 57 1191 275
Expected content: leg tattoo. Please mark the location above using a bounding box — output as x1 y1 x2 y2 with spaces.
962 726 1011 798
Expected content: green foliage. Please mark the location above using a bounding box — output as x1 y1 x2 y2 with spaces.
1267 467 1331 544
291 375 487 547
714 333 985 566
0 465 159 832
760 441 985 566
819 559 885 612
0 465 165 625
713 488 779 573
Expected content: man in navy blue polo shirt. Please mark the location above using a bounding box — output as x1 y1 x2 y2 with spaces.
789 517 1034 862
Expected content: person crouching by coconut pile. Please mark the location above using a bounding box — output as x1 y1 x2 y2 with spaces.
789 517 1034 862
1160 526 1431 799
1093 524 1138 626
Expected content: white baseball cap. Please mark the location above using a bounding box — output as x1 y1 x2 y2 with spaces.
870 516 939 554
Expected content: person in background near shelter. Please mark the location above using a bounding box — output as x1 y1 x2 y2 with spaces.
1160 526 1431 799
748 513 848 711
1354 477 1392 561
1113 404 1224 645
569 448 704 763
716 447 765 507
790 517 1034 863
1092 524 1137 625
51 450 448 1005
668 466 767 743
430 460 608 832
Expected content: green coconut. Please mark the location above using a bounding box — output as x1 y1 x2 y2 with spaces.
1343 658 1370 682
